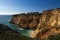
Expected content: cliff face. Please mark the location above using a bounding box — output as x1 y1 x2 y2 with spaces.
30 8 60 39
10 12 41 30
10 8 60 39
38 8 60 28
10 9 58 29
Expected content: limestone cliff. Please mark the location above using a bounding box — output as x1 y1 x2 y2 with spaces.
30 8 60 39
10 12 41 30
10 8 60 39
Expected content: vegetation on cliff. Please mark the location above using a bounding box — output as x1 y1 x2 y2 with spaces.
46 33 60 40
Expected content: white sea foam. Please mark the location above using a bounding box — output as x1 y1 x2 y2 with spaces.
18 28 24 30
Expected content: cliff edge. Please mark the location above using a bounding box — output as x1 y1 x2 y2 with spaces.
10 12 41 30
10 8 60 39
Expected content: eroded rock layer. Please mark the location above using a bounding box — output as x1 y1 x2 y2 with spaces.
10 12 41 30
10 8 60 39
31 8 60 39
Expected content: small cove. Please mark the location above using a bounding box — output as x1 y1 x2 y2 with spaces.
0 15 32 37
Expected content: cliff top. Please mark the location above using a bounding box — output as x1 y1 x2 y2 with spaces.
13 8 60 16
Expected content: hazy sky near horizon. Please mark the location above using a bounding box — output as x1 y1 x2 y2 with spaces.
0 0 60 15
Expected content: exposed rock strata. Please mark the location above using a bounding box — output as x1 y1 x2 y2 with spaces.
10 12 41 30
10 8 60 39
30 8 60 39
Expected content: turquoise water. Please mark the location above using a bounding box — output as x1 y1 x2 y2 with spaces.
1 22 32 37
0 15 32 37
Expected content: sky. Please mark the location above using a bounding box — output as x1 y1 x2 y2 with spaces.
0 0 60 15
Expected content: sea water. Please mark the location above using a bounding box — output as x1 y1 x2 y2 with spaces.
0 15 32 37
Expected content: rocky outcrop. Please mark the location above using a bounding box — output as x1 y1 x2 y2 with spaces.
10 12 41 30
30 8 60 39
10 8 60 39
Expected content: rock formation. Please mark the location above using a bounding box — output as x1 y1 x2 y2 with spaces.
10 8 60 39
30 8 60 39
10 12 41 30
